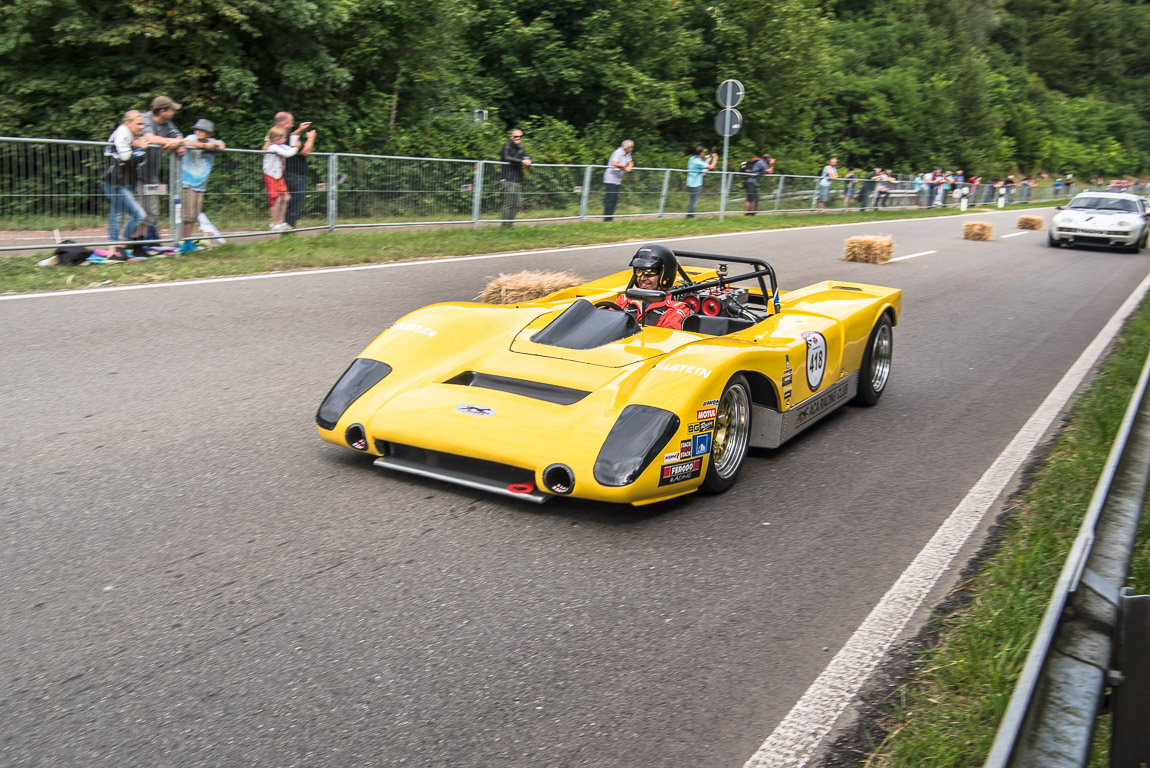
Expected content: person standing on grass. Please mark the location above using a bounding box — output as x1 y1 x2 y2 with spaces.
816 157 837 211
262 127 299 231
685 145 717 218
179 119 226 253
499 128 532 226
136 96 186 246
274 112 315 229
101 109 150 260
602 139 634 222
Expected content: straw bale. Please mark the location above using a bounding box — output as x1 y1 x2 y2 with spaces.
963 221 994 241
478 270 583 304
1017 215 1044 230
843 235 895 264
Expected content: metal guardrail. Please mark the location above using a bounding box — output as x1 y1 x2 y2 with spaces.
985 349 1150 768
0 136 1081 254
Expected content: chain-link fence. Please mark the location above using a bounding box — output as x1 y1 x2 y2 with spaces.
0 136 1080 253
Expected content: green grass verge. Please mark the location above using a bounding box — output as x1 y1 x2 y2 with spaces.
0 202 1056 295
864 298 1150 768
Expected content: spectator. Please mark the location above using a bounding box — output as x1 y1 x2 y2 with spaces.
178 119 226 253
101 109 150 260
499 128 532 226
685 145 717 218
859 165 876 212
1053 177 1064 197
742 153 770 215
602 139 634 221
816 157 837 211
137 96 186 246
872 168 891 208
1019 175 1033 203
262 126 299 231
1004 174 1018 203
842 168 858 209
914 172 926 208
274 112 315 230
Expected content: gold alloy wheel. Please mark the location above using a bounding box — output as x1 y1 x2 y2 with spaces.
712 381 750 479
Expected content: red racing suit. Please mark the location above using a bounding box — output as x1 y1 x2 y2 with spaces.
615 293 693 330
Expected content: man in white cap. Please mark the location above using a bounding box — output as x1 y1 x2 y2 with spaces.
179 118 226 253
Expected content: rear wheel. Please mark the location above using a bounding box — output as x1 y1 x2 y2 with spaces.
851 315 893 406
701 374 751 494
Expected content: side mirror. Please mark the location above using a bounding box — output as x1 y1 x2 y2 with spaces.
1055 206 1063 211
625 287 664 303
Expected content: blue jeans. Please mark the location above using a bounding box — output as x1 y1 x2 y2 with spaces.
102 181 145 242
686 185 702 217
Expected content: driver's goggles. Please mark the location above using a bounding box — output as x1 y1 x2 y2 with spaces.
635 269 660 279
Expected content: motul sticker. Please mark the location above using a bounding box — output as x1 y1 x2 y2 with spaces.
697 407 717 420
804 332 827 392
658 458 703 486
688 419 715 433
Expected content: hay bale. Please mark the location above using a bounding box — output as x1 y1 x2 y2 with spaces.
478 270 583 304
1017 215 1044 230
843 235 895 264
963 221 994 241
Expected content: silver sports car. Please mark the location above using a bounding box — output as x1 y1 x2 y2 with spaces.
1048 191 1150 253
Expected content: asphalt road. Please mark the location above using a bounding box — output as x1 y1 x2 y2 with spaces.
3 209 1148 768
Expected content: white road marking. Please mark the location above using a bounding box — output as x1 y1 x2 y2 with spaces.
1001 231 1031 238
742 267 1150 768
0 207 1058 302
888 250 936 262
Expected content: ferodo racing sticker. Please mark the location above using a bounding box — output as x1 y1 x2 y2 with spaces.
803 331 827 392
658 458 703 486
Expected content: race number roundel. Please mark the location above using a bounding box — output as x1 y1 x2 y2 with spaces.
803 332 827 391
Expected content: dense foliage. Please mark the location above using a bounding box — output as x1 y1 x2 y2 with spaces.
1 0 1147 176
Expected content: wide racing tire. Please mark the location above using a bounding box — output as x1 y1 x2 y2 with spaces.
701 374 751 494
851 314 893 406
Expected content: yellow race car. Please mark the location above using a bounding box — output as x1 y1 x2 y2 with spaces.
317 244 901 506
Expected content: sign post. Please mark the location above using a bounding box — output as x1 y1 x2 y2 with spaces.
715 79 744 220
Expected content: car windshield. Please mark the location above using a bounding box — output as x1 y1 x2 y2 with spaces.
1067 197 1140 213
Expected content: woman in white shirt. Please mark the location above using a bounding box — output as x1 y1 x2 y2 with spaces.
101 110 150 258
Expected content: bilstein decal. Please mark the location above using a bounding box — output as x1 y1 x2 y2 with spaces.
652 363 711 378
393 322 438 338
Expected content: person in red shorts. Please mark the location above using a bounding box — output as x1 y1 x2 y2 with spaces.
262 126 299 231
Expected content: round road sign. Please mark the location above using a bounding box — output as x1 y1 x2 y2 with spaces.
714 108 743 137
716 79 745 108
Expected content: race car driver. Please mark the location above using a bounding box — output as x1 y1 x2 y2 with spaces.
615 243 694 329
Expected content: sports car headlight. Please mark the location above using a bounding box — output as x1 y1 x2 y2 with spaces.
316 358 392 431
593 405 681 487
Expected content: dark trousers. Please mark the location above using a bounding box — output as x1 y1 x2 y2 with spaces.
603 183 621 221
284 172 307 228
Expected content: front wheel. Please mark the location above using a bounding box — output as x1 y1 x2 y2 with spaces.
701 374 752 494
851 315 893 406
1047 232 1063 248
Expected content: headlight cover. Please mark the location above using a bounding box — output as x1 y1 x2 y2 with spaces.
316 358 392 430
593 405 681 487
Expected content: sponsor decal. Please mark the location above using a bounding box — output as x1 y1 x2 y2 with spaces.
804 331 828 392
693 432 712 456
696 407 717 420
688 419 715 433
664 451 682 464
658 458 703 486
351 437 367 450
652 363 711 378
794 381 848 425
393 322 438 338
680 440 692 459
455 404 495 416
781 369 793 387
783 386 792 400
701 399 719 408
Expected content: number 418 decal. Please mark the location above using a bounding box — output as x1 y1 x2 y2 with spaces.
803 331 827 392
